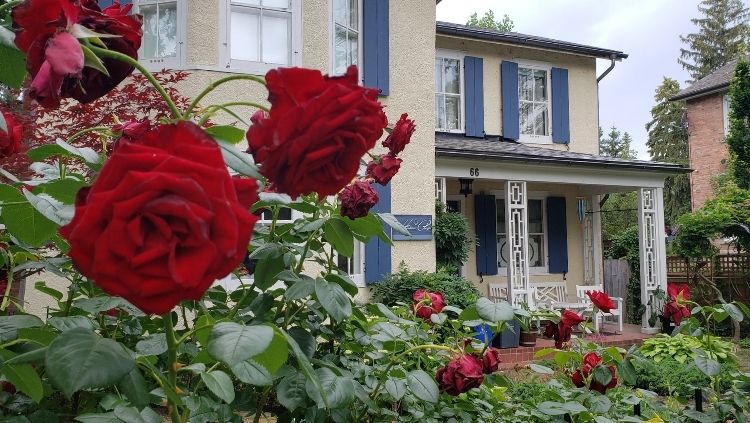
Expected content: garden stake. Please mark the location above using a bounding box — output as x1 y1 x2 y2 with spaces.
695 388 703 412
634 403 641 416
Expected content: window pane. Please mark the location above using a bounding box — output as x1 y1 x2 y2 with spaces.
534 70 547 101
230 10 259 61
278 207 293 221
262 0 289 8
446 200 460 213
519 68 533 101
348 30 358 66
497 235 508 268
434 58 443 93
529 234 545 267
349 0 358 30
528 200 543 233
533 104 548 135
334 25 348 74
233 0 261 5
443 59 460 94
435 94 445 129
141 5 158 59
333 0 346 25
157 2 177 58
520 102 533 135
262 13 290 64
496 199 506 233
444 95 460 130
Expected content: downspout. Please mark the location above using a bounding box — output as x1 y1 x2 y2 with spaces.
595 55 618 156
596 56 617 83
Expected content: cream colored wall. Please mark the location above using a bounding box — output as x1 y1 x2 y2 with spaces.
447 179 589 302
436 36 600 155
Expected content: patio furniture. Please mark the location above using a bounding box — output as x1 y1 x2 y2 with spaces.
575 284 624 334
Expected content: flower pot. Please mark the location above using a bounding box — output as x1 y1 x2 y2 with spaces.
660 316 675 335
492 320 520 349
519 331 537 347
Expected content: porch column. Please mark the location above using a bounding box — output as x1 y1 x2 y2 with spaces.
592 195 603 285
505 181 532 307
637 187 668 333
582 196 595 284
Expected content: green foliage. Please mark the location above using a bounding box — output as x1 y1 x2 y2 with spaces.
598 127 639 242
435 203 472 270
371 267 481 309
599 126 637 160
466 9 514 32
640 334 735 364
607 226 643 324
628 356 736 398
727 60 750 188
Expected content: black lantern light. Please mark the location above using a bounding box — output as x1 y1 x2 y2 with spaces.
458 178 473 197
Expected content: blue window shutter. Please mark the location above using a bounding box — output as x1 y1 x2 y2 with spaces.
474 194 498 276
501 61 519 140
551 67 570 144
365 182 391 283
464 56 485 138
546 197 568 273
362 0 389 96
98 0 114 6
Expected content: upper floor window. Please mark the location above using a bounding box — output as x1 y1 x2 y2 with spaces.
435 55 462 132
332 0 361 75
223 0 302 74
519 65 551 142
496 198 547 271
135 0 184 70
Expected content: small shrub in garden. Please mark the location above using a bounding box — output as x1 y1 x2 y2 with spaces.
371 267 481 309
640 334 735 364
434 203 472 270
628 356 737 398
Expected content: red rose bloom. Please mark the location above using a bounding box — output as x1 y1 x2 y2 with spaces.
544 321 557 338
481 348 502 374
554 322 572 349
382 113 415 155
663 300 691 325
59 122 259 314
586 290 615 313
339 180 379 220
366 154 402 185
247 66 387 198
0 111 23 158
111 119 151 152
582 352 602 368
435 355 484 396
570 369 585 387
412 289 445 320
561 309 584 327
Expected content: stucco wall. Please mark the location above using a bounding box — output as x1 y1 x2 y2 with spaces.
686 93 729 211
436 36 600 155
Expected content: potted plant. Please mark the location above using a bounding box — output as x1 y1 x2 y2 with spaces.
517 302 538 347
643 287 667 334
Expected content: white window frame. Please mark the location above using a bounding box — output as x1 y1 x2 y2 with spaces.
492 190 549 274
435 50 465 133
219 0 303 75
335 242 365 288
329 0 362 76
435 177 447 205
517 61 552 144
723 94 730 136
134 0 186 71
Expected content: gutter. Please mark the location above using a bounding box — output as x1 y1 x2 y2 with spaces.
597 56 617 83
669 84 730 102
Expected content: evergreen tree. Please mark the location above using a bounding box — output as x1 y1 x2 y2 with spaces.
646 77 691 224
726 60 750 188
599 126 637 159
466 10 514 32
679 0 750 81
599 126 638 241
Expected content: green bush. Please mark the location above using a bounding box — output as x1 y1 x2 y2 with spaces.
371 266 481 309
628 356 736 398
640 334 735 364
607 226 642 324
435 203 472 270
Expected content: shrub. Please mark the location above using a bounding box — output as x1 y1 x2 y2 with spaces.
628 356 737 398
435 203 472 270
371 267 481 309
640 334 735 364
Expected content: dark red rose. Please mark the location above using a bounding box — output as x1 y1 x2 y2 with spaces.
582 352 602 368
554 322 572 349
112 119 150 151
366 154 402 185
382 113 415 155
1 381 16 394
586 290 615 313
104 308 119 317
339 180 379 220
561 309 584 327
412 289 445 320
481 348 502 374
435 355 484 396
570 369 585 387
544 321 557 338
0 111 23 158
27 31 84 108
246 66 387 198
663 300 691 325
59 122 259 314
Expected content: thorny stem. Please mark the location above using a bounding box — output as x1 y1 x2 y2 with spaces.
185 75 266 118
371 344 453 400
197 101 269 126
0 255 14 311
163 313 183 423
253 386 273 423
295 210 320 273
66 126 112 144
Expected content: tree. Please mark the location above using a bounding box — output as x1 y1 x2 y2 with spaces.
726 60 750 188
646 77 691 224
679 0 750 81
599 126 638 241
466 10 514 32
599 126 637 160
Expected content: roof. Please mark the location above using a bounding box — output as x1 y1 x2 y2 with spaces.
670 60 738 101
435 133 690 173
436 21 628 60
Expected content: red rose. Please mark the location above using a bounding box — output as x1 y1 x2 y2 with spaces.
663 300 691 325
582 352 602 368
339 181 379 220
59 122 259 314
0 111 23 158
366 154 402 185
112 119 150 151
412 289 445 320
435 354 484 396
554 322 572 349
586 290 615 313
382 113 415 155
570 369 585 387
481 348 502 374
543 321 557 338
561 309 584 327
246 66 387 198
12 0 142 108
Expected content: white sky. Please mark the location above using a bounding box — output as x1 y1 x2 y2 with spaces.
436 0 750 159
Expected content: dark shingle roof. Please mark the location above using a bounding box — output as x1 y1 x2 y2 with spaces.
436 21 628 60
435 133 690 173
670 60 738 101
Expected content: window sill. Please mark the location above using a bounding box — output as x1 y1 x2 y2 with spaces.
519 136 553 145
498 267 550 276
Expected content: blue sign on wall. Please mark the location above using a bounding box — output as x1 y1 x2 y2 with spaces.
392 215 433 241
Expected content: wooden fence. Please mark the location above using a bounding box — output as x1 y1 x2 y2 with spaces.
603 259 629 300
667 254 750 304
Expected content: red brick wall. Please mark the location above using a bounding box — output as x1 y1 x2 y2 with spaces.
687 93 729 210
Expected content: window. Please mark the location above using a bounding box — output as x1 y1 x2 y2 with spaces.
496 198 546 270
135 0 184 69
224 0 302 74
435 55 462 131
336 243 364 287
435 177 446 205
518 65 551 141
332 0 361 75
257 207 293 223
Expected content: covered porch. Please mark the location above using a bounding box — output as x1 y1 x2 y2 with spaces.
435 135 690 333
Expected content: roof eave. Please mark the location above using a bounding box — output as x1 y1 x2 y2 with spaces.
669 84 730 102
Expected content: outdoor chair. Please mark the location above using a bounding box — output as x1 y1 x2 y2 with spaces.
575 284 624 334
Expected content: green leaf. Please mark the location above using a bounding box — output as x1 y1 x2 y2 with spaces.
0 28 27 89
230 360 272 386
588 394 612 414
55 139 101 165
218 141 261 179
44 328 135 397
135 334 167 357
592 364 613 386
377 212 410 236
385 377 407 400
26 144 72 162
205 125 246 145
1 362 43 402
314 277 352 323
34 281 63 301
617 360 637 386
0 184 58 247
277 373 307 412
723 303 744 322
117 367 150 410
253 256 284 290
305 367 354 409
4 347 47 365
252 327 288 374
0 315 44 342
529 363 554 374
325 273 359 296
533 348 556 358
538 401 587 416
48 316 97 333
74 413 120 423
284 277 315 300
476 298 515 322
342 212 391 243
694 354 721 377
34 179 87 205
406 370 439 403
80 44 109 76
201 370 235 404
324 219 354 257
281 330 325 408
207 322 274 366
287 326 316 359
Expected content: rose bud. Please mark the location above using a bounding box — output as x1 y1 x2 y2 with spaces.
339 180 379 220
435 354 484 396
382 113 416 155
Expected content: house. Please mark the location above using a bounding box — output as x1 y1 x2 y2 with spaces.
669 60 737 211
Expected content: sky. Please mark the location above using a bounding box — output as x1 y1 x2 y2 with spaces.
436 0 749 159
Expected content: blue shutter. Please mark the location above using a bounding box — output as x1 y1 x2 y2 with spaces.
99 0 131 6
501 61 519 140
551 67 570 144
363 0 389 96
464 56 484 138
365 183 392 283
474 194 498 276
546 197 568 273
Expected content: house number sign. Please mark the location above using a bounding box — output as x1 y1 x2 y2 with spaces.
469 167 480 176
392 215 433 241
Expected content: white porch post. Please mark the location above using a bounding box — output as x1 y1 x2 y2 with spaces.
592 195 603 286
505 181 532 307
637 187 668 333
583 196 599 285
